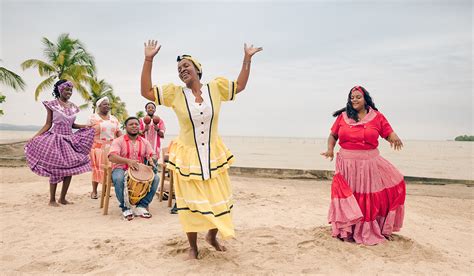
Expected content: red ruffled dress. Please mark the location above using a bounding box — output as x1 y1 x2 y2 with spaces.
328 108 405 245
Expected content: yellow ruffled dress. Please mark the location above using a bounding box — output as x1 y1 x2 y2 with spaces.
153 77 236 238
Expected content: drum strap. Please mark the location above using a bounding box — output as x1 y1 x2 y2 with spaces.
123 170 132 209
125 136 144 163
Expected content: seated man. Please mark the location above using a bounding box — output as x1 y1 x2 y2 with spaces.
108 116 159 220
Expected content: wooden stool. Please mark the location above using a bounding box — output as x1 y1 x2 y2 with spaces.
99 146 113 215
158 147 174 207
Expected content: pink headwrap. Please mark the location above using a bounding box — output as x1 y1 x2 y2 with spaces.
351 85 364 95
58 81 73 93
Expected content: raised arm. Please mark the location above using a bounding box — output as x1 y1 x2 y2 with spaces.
236 43 263 94
141 40 161 101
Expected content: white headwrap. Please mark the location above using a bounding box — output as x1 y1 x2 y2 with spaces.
95 96 110 113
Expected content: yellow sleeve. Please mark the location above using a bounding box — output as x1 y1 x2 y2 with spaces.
212 77 237 102
153 83 181 107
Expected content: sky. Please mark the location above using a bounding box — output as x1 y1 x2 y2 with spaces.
0 0 472 140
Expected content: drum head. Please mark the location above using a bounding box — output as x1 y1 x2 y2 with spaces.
129 163 154 181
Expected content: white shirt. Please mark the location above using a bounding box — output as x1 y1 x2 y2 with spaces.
183 85 213 180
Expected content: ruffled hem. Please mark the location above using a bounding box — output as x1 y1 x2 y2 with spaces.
166 137 234 180
328 171 405 245
173 169 235 238
25 128 95 184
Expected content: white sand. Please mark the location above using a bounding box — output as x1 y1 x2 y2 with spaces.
1 167 472 274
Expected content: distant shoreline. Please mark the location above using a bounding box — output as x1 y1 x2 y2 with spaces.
0 126 465 142
0 124 41 131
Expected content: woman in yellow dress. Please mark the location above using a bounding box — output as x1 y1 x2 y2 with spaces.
140 39 262 259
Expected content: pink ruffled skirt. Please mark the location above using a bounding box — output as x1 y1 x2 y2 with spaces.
328 148 405 245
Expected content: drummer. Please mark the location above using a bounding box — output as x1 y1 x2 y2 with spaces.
108 116 159 220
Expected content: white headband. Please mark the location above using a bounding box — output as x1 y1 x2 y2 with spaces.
95 97 110 113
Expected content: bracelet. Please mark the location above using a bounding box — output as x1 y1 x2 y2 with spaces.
145 58 153 62
243 60 251 64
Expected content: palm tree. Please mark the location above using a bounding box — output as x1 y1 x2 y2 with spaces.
109 93 128 123
136 111 145 119
83 78 128 122
82 77 114 112
21 33 96 101
0 61 26 115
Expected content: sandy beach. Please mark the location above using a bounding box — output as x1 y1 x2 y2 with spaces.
1 167 472 274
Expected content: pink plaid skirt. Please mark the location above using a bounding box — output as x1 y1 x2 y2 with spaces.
25 125 95 184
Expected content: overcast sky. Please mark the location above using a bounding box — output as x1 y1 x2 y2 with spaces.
1 0 472 140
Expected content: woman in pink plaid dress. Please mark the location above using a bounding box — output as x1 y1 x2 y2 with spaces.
25 80 95 206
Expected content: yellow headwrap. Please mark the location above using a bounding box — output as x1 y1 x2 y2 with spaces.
177 54 202 74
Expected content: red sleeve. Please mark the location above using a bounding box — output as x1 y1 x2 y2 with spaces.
144 140 154 157
108 138 121 156
159 119 165 132
378 113 394 138
330 114 343 136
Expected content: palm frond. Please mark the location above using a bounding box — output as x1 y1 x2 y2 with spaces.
78 103 90 110
64 64 88 79
57 33 74 57
0 67 26 91
21 59 56 77
70 50 96 70
75 83 92 102
23 34 98 102
34 76 56 101
41 37 57 62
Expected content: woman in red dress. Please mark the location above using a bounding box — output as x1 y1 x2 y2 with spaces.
321 86 405 245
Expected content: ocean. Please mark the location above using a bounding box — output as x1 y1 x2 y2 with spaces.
2 130 472 180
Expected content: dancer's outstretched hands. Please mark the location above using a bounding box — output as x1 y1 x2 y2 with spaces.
244 43 263 58
144 40 161 59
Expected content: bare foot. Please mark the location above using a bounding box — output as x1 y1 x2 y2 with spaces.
48 201 60 207
384 235 394 241
205 233 226 251
186 247 198 260
91 192 98 199
58 199 73 205
337 236 355 242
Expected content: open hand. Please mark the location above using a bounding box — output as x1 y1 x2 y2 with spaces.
244 43 263 58
320 150 334 161
387 132 403 151
128 160 139 170
144 40 161 59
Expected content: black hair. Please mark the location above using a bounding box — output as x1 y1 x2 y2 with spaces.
197 69 202 80
53 79 68 98
332 86 378 122
145 102 156 109
124 116 139 126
